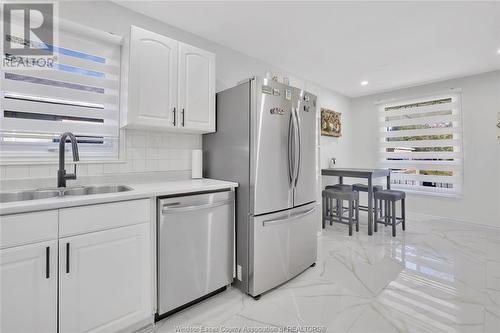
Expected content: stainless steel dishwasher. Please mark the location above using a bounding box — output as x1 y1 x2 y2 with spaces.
156 190 234 320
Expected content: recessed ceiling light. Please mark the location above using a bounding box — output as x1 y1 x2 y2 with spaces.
360 80 368 86
497 48 500 54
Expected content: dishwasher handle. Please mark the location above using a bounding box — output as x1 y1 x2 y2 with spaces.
161 199 232 214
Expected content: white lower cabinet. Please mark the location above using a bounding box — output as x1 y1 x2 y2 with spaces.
0 240 58 333
1 199 153 333
59 223 151 333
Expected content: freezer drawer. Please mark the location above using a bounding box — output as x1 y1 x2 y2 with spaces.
157 190 234 315
249 203 318 296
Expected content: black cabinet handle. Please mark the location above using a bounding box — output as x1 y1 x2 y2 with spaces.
181 108 185 127
45 246 50 279
173 107 176 126
66 243 70 273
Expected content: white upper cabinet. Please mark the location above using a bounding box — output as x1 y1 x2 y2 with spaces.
1 240 58 333
178 42 216 132
128 26 178 129
125 26 215 133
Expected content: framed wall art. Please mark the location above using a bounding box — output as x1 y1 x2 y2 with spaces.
321 108 342 137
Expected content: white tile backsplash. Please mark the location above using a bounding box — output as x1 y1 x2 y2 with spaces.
158 148 170 159
145 159 159 172
131 132 147 148
87 164 104 176
158 159 169 171
146 133 161 148
0 129 202 181
130 147 146 160
29 165 51 178
103 163 121 174
132 159 147 172
5 165 30 179
146 148 159 160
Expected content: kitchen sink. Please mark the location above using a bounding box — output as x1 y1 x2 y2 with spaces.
0 185 133 204
0 190 61 203
63 185 133 196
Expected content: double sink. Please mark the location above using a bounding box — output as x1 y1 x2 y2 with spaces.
0 185 133 204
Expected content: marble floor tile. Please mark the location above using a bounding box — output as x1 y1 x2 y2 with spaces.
149 215 500 333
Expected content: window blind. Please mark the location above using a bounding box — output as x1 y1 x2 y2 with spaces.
0 22 122 161
379 93 463 195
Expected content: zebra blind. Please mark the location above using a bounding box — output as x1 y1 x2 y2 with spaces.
0 22 122 161
379 93 463 195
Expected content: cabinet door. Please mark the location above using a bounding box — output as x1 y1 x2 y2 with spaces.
178 42 215 132
59 223 151 333
1 240 57 333
129 26 178 129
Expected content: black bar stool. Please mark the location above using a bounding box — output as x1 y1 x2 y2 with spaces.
352 183 383 219
325 184 353 191
322 188 359 236
325 184 353 217
374 190 406 237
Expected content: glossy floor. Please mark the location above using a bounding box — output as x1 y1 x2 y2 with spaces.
147 214 500 333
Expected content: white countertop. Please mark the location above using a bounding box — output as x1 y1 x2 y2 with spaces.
0 178 238 215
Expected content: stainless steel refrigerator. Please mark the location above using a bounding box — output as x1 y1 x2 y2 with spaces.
203 77 318 298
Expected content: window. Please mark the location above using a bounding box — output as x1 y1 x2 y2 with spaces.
379 93 463 195
1 22 122 162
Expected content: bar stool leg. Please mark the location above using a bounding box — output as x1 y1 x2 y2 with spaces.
380 200 383 225
355 199 359 232
329 196 333 216
385 200 389 227
402 198 406 231
348 200 353 236
374 198 378 232
392 200 397 237
322 196 326 229
379 200 383 219
329 198 334 225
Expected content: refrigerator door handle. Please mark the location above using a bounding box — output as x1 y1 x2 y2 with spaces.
287 112 294 187
293 107 301 187
262 207 316 227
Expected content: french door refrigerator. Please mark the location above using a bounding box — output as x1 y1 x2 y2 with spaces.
203 77 318 297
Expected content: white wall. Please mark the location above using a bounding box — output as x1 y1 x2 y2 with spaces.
350 71 500 227
0 0 350 183
316 90 353 170
2 1 495 228
311 86 353 191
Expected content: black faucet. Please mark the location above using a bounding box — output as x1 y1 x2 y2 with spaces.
57 132 80 188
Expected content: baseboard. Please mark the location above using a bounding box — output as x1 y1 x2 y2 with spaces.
119 317 153 333
407 211 500 230
317 204 500 230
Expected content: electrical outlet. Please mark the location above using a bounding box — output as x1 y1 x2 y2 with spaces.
237 265 242 281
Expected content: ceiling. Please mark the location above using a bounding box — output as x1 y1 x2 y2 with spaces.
115 1 500 97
